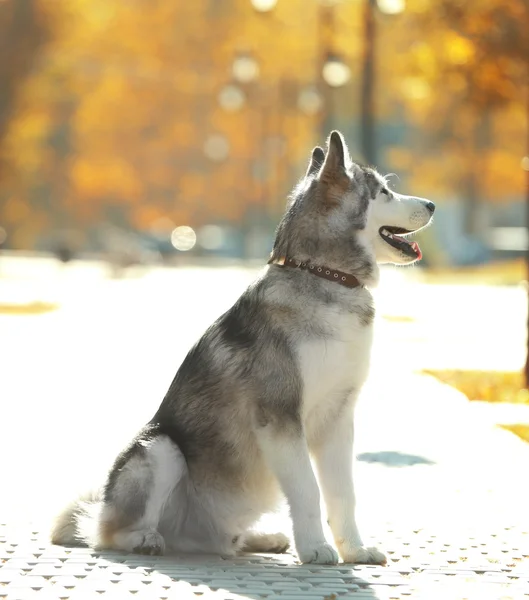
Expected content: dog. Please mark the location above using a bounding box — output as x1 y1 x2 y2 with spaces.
51 131 434 565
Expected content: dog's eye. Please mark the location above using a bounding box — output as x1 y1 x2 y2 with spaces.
381 189 389 196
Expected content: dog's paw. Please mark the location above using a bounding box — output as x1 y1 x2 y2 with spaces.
258 532 291 554
242 531 291 554
131 530 166 555
341 546 386 565
297 542 339 564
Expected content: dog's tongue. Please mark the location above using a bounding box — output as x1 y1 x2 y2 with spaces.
393 232 423 260
411 241 422 260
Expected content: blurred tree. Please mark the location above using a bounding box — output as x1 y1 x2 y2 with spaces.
0 0 48 250
0 0 329 249
0 0 527 251
0 0 47 149
378 0 528 236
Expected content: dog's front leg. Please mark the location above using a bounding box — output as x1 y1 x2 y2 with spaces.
257 428 339 564
312 411 387 565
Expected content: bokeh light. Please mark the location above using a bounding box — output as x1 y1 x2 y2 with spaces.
198 225 225 251
377 0 406 15
204 135 230 162
171 226 196 251
298 87 323 115
218 84 246 112
232 55 260 84
322 58 351 88
250 0 277 12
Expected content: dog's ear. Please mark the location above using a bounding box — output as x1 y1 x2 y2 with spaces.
318 131 350 207
305 146 325 178
320 131 347 181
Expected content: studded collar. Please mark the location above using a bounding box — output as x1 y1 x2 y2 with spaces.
268 256 363 289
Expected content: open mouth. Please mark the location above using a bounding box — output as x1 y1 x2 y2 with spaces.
379 226 422 260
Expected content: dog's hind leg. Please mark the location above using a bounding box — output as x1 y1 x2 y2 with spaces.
241 531 290 554
98 432 184 555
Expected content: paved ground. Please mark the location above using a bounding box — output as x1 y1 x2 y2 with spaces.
1 522 528 600
1 260 528 599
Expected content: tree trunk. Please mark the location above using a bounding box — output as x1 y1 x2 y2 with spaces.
523 78 529 389
0 0 47 150
360 0 376 166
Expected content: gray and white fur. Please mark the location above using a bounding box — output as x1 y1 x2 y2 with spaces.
51 131 435 564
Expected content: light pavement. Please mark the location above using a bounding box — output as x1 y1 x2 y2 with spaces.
0 261 528 599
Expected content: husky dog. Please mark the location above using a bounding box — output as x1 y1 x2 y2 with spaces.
51 131 434 565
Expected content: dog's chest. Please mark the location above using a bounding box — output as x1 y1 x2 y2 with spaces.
296 312 373 436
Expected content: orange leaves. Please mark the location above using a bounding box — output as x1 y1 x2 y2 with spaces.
378 0 527 206
3 195 31 225
483 149 525 198
443 32 475 66
422 369 529 404
71 157 141 202
1 0 527 251
131 205 173 231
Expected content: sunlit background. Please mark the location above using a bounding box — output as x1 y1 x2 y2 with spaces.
1 0 529 521
0 0 527 266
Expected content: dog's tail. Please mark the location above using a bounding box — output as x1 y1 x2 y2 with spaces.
50 490 103 548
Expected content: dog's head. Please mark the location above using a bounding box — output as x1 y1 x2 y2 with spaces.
270 131 434 284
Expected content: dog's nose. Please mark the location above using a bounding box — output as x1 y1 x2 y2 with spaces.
425 201 435 214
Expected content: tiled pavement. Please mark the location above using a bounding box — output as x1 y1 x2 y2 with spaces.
1 522 528 600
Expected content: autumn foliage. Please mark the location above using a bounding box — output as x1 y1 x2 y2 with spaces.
0 0 527 251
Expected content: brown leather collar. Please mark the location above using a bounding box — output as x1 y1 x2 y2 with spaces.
268 256 362 289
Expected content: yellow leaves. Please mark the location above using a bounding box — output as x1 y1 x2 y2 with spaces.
403 153 462 198
1 0 527 252
483 149 525 198
131 205 172 230
15 111 51 141
71 157 141 201
400 77 431 102
385 147 413 171
2 109 51 173
0 302 59 315
408 42 437 79
445 72 467 94
422 369 529 404
170 119 207 148
9 216 47 249
3 196 31 224
82 1 115 30
407 0 434 13
178 172 206 204
500 424 529 443
444 32 474 66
